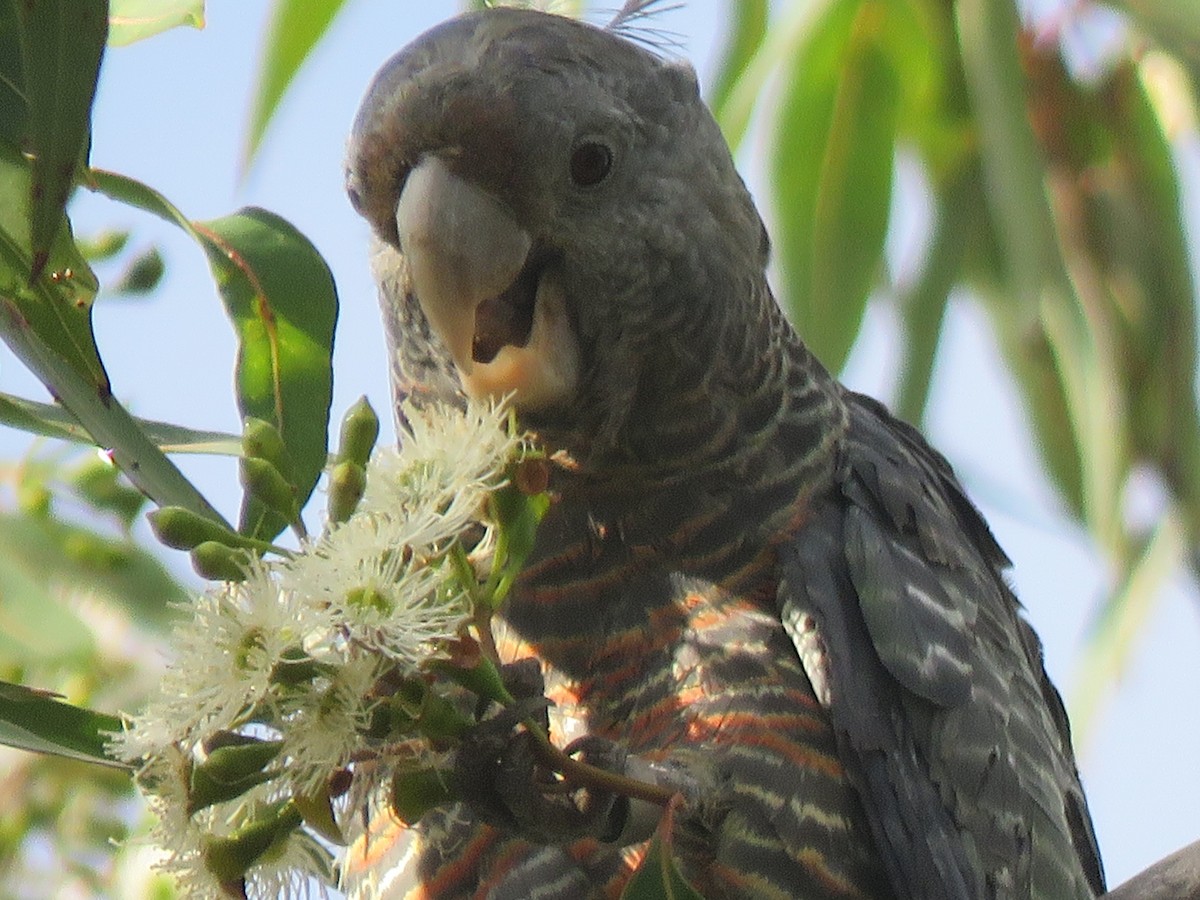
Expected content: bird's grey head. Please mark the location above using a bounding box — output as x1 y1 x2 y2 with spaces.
346 8 768 459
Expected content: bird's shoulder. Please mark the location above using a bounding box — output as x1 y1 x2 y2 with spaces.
776 389 1104 899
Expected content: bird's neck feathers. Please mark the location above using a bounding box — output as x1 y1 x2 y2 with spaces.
536 278 847 542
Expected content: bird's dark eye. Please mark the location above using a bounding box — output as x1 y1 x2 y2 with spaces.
569 141 613 187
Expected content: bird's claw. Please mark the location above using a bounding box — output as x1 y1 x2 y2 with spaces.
452 666 628 845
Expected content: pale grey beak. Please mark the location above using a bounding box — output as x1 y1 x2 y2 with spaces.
394 155 578 409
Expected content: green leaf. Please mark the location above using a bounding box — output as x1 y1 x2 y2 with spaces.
0 150 218 526
14 0 108 279
771 0 900 373
1104 0 1200 59
0 511 188 633
196 209 337 540
0 681 127 768
619 797 704 900
714 0 835 149
954 0 1059 313
1101 63 1200 518
107 0 204 47
988 312 1087 519
0 2 26 148
894 168 972 424
243 0 351 169
0 525 96 664
0 390 242 455
0 143 106 392
89 171 337 539
1071 507 1186 743
709 0 768 137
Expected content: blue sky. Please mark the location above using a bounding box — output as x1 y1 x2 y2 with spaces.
3 0 1199 889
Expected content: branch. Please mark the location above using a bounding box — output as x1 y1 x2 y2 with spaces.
1103 839 1200 900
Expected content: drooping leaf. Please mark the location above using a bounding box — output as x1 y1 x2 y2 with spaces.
0 391 241 455
243 0 351 170
771 0 900 373
1071 508 1186 742
0 681 127 768
1104 0 1200 62
709 0 768 144
0 143 105 391
954 0 1128 538
954 0 1059 311
1100 63 1200 515
894 169 972 425
714 0 837 149
619 797 704 900
194 209 337 540
14 0 108 279
89 170 336 539
0 511 188 632
107 0 204 47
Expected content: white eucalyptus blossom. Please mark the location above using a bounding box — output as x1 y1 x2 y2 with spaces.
117 398 527 898
276 654 385 797
283 508 471 667
133 748 329 899
111 560 308 763
358 397 521 533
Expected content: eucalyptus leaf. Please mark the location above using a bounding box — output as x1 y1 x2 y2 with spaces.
243 0 351 170
770 0 900 373
0 511 187 632
14 0 108 278
196 209 337 541
709 0 767 145
0 390 242 455
1071 509 1186 743
107 0 204 47
0 681 127 769
894 170 972 425
619 799 704 900
89 170 335 538
0 143 105 392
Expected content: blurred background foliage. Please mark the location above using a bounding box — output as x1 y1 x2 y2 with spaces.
0 0 1198 895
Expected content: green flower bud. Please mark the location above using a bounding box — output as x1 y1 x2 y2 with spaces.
390 766 456 826
431 655 514 706
241 418 294 480
191 541 252 582
336 396 380 469
293 788 346 846
239 456 298 521
203 801 302 884
112 246 165 294
71 456 146 527
326 460 367 525
148 507 238 551
188 741 282 815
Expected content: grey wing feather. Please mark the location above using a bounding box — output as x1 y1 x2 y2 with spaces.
778 391 1105 900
